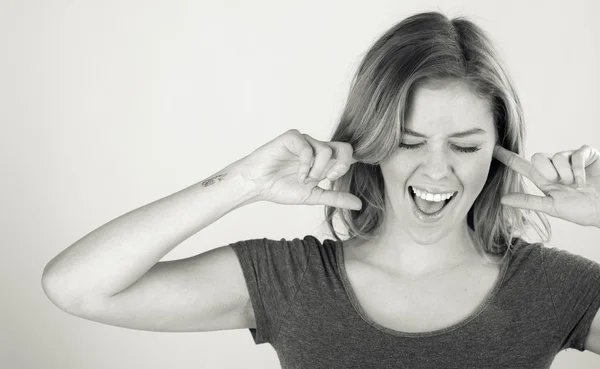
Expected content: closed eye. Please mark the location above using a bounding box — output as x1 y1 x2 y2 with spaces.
453 145 481 153
398 142 481 153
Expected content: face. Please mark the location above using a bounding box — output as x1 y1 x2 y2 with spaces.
380 80 497 244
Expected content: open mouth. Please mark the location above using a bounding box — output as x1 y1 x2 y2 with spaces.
408 186 456 217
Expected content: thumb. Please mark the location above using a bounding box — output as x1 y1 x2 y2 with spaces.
500 192 555 215
307 187 363 210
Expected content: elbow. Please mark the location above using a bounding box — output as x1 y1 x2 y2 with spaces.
41 267 67 311
41 262 79 313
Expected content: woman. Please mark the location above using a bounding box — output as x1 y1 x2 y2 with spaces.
42 11 600 368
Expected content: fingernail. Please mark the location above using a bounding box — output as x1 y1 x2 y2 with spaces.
327 172 339 181
299 173 306 183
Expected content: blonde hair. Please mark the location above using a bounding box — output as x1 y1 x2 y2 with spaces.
323 11 550 258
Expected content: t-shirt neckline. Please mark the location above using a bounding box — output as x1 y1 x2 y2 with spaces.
334 238 512 338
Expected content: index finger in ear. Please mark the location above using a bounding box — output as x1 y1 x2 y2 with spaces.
493 145 551 190
328 141 358 168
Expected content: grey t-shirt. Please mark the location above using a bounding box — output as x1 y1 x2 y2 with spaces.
229 235 600 369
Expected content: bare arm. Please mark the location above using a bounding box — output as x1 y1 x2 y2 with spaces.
40 130 357 332
584 310 600 354
41 157 259 315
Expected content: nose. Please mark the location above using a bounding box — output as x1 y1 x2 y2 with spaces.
420 147 451 181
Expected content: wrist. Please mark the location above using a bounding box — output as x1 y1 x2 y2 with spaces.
223 158 263 207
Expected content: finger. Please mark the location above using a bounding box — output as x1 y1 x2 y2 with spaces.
326 141 356 180
531 153 559 182
571 145 598 186
306 186 363 210
302 134 334 182
326 141 357 167
493 145 551 190
292 137 316 184
551 152 575 185
500 192 556 216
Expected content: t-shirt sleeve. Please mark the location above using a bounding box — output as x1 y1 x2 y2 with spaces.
541 246 600 351
229 237 312 345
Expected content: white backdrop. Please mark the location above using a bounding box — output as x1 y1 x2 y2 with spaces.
2 0 600 368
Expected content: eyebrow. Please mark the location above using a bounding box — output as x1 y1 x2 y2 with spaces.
402 127 486 138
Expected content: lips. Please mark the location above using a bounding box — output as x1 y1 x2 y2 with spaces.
408 186 457 218
409 186 455 205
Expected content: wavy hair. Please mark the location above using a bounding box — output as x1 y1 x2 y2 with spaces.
323 11 550 258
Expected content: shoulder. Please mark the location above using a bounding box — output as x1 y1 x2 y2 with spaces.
508 237 588 261
507 238 600 275
229 234 346 265
304 235 345 263
506 237 544 260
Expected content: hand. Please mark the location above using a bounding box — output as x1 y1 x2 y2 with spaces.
493 145 600 227
239 129 362 210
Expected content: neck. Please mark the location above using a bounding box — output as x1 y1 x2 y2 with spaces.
360 220 483 280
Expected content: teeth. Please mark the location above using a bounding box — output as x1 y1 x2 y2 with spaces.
411 187 455 202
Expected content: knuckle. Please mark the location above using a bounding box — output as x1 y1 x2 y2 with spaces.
336 144 354 165
320 145 333 156
342 141 355 154
300 144 313 155
335 142 349 155
301 133 315 141
531 153 546 162
301 133 315 144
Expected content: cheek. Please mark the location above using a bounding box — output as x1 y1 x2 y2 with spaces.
458 154 493 192
389 156 418 180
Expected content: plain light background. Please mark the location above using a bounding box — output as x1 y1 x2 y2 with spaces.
2 0 600 368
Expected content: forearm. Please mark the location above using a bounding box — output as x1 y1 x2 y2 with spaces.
42 157 259 303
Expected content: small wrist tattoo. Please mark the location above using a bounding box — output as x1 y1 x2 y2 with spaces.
201 173 227 187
